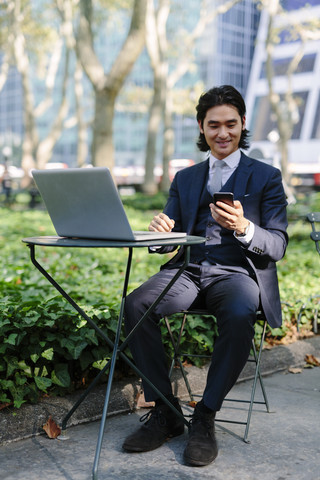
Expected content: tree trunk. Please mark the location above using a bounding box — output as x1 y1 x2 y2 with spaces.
37 47 70 169
14 33 38 184
92 90 116 170
75 61 88 167
143 83 163 194
76 0 147 171
264 2 295 201
161 91 174 192
159 0 241 191
143 0 170 194
0 51 10 92
11 0 72 183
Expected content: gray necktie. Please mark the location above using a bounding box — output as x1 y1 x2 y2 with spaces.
208 161 225 195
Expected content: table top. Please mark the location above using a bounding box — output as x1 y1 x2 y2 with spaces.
22 235 206 248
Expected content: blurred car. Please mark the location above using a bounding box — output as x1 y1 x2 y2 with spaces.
0 164 24 190
168 159 195 182
113 164 146 186
45 162 68 169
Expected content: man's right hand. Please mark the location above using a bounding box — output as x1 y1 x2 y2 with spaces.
148 213 175 232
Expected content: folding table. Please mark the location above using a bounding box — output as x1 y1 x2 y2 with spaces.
22 235 205 480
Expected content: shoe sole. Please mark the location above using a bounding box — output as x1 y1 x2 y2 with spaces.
184 457 216 467
183 450 218 467
123 427 185 453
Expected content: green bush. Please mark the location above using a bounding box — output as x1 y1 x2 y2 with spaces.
0 191 319 408
0 294 116 407
0 203 169 407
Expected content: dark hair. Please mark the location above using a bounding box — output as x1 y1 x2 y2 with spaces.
196 85 250 151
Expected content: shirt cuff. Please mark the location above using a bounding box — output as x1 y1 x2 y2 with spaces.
234 221 255 244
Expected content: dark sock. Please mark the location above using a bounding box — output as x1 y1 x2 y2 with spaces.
197 399 216 416
155 393 176 406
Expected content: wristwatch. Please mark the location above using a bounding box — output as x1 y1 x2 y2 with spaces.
236 222 250 237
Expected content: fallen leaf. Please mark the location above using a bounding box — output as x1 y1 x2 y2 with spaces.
182 360 193 367
305 354 320 367
43 416 61 439
188 401 198 408
288 367 302 374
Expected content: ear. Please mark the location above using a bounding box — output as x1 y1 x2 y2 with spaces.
198 120 204 133
242 115 246 130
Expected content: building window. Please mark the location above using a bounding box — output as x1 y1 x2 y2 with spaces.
311 92 320 139
260 54 316 79
251 91 308 141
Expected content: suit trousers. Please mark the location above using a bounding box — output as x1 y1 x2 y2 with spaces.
124 264 260 411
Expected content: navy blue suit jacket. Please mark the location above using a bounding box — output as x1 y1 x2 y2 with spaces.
161 152 288 328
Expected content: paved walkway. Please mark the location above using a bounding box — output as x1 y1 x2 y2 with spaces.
1 364 320 480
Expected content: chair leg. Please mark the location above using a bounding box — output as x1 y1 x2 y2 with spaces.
242 320 268 442
165 313 196 401
251 322 270 412
165 312 270 443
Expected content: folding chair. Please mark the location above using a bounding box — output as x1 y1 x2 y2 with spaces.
164 309 270 443
298 212 320 334
307 212 320 256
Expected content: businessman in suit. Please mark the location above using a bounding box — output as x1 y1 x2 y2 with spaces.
122 85 288 466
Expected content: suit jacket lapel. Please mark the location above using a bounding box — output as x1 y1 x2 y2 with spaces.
232 153 254 199
187 159 209 233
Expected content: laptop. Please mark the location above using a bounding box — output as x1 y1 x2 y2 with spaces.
31 167 187 242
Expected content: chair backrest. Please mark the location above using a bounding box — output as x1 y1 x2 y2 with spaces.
307 212 320 255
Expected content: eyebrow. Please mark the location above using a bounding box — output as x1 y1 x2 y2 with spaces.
207 119 238 125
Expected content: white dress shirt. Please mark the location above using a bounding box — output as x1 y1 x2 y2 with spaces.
208 150 254 245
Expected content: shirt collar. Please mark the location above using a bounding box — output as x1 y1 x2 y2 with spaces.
209 149 241 170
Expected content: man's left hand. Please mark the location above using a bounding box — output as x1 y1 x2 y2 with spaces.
209 200 249 235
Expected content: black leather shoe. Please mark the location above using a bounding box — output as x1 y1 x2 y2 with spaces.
183 403 218 466
122 398 185 452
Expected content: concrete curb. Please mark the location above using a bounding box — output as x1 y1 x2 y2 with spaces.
1 335 319 446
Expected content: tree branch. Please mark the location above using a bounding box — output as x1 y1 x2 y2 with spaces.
105 0 147 94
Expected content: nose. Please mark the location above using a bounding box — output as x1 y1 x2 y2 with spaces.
218 126 228 138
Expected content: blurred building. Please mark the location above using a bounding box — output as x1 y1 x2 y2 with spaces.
0 63 24 166
173 0 260 162
245 0 320 187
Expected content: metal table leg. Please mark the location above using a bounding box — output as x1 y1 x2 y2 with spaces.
28 243 191 480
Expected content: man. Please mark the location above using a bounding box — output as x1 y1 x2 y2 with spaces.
123 85 288 466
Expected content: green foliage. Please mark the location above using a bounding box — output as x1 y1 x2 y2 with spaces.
1 191 320 409
161 312 219 367
122 191 169 212
278 191 320 328
0 291 117 408
0 203 165 408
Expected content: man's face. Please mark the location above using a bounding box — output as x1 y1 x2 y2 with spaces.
199 104 245 160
